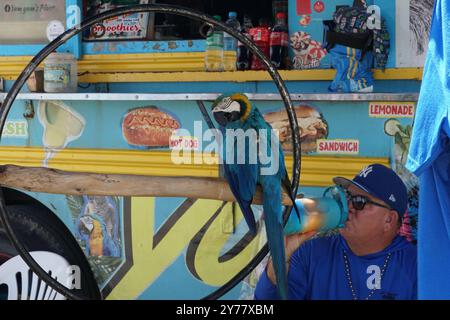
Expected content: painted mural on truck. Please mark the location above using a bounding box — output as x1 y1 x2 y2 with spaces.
0 95 418 299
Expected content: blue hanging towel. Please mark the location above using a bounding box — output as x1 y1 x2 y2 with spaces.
328 44 374 93
406 0 450 299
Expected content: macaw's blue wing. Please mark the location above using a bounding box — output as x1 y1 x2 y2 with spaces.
262 183 288 300
224 162 258 234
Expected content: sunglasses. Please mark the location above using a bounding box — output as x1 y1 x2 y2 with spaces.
344 190 392 211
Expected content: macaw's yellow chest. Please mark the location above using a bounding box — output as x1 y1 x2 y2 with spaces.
89 219 104 256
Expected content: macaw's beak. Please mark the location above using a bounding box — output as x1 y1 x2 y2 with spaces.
213 111 241 126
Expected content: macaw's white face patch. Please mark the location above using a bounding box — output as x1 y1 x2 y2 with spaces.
212 97 241 114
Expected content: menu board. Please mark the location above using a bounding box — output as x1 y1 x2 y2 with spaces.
0 0 66 44
83 0 150 41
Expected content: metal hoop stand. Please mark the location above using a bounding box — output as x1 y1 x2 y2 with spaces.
0 4 302 300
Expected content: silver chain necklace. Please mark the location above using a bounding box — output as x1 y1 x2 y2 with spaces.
342 250 392 300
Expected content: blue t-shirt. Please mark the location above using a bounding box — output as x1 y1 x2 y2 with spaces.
254 235 417 300
406 0 450 299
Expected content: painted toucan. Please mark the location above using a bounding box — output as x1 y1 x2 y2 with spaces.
211 93 300 300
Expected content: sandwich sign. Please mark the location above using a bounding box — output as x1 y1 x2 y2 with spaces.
317 139 359 154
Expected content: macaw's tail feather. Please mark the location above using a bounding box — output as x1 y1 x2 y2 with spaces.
264 212 289 300
240 199 258 235
263 190 289 300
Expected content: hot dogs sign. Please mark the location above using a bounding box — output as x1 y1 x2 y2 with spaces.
122 106 180 148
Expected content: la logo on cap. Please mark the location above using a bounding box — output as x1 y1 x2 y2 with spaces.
359 166 374 178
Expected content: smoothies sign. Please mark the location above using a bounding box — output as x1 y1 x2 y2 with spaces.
84 0 149 40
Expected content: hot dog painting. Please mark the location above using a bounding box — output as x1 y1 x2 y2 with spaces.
122 106 180 148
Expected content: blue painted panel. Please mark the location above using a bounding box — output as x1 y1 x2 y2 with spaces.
0 43 74 56
258 79 422 93
0 45 46 56
83 39 205 54
104 81 258 94
4 78 422 95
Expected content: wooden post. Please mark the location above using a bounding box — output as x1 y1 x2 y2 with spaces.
0 165 294 205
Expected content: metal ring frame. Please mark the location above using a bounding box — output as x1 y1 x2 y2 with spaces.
0 4 302 300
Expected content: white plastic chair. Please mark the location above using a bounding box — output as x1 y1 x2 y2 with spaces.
0 251 73 300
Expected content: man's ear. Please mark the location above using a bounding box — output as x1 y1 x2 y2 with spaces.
385 210 399 230
384 211 394 229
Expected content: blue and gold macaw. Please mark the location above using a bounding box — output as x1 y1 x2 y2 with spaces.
211 93 300 300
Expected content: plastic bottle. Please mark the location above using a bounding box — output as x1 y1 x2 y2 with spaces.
223 12 240 71
283 186 349 235
237 15 253 70
205 15 224 72
44 52 77 93
270 12 289 69
250 18 271 70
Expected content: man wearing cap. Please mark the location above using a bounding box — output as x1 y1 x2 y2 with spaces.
254 163 417 300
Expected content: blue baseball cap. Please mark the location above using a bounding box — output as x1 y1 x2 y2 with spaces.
332 164 408 220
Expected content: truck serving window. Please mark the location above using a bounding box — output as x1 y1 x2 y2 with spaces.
152 0 276 40
83 0 283 41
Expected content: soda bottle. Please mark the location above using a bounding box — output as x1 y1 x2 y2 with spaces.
250 18 271 70
270 12 289 69
223 12 240 71
272 0 288 18
237 15 253 70
205 15 224 72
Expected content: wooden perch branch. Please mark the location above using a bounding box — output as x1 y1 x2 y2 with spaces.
0 165 294 205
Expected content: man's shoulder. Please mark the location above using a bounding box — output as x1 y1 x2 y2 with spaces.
399 238 418 261
303 233 342 253
394 236 417 256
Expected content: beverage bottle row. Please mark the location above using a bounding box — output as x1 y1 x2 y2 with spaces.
205 12 290 72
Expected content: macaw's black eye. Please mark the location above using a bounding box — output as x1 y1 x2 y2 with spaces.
228 111 242 123
213 110 241 126
213 111 228 126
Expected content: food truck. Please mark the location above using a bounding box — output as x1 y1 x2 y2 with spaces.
0 0 428 299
